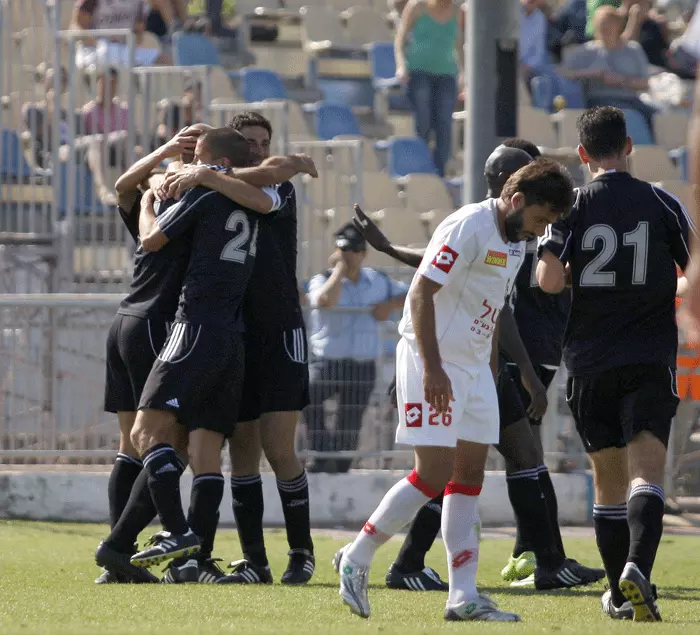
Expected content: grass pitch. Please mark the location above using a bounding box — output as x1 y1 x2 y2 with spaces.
1 520 699 634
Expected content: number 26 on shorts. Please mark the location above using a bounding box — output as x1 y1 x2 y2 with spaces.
405 403 452 427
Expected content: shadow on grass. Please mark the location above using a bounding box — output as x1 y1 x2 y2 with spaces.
480 585 604 598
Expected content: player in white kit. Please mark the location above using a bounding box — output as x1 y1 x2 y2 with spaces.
338 159 574 622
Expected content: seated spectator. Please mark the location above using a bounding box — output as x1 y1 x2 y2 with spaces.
79 68 132 204
144 0 190 40
585 0 621 39
304 223 408 474
623 0 671 69
22 67 69 168
395 0 464 177
547 0 588 62
520 0 552 88
73 0 171 69
561 6 654 133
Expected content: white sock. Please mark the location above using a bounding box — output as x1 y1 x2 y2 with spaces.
442 482 482 607
345 469 439 567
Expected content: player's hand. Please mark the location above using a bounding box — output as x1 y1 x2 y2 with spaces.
293 153 318 178
352 204 392 253
396 66 409 85
388 375 398 408
156 165 206 201
328 249 349 273
423 364 454 415
521 368 548 420
160 127 200 160
679 260 700 346
372 300 394 322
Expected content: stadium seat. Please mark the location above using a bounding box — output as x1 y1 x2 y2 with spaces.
208 66 241 102
56 162 105 218
362 171 403 210
368 42 399 90
0 129 32 179
173 32 220 67
403 173 454 213
387 136 437 178
622 109 653 146
332 135 381 172
344 7 392 46
654 109 690 150
301 6 358 52
531 73 585 111
421 207 454 233
313 102 361 140
517 107 558 149
629 146 680 182
657 180 694 211
239 68 288 102
669 146 689 181
370 207 430 247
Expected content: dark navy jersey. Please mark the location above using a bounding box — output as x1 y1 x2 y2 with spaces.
117 194 194 321
243 182 304 331
507 239 571 367
538 171 692 375
160 186 280 328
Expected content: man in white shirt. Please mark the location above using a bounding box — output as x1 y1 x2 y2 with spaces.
337 159 574 622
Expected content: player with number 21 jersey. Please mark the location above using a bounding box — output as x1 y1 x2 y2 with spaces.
397 198 524 447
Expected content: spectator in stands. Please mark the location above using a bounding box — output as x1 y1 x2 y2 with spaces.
520 0 553 89
144 0 191 41
305 223 408 474
622 0 671 69
79 68 132 204
21 67 69 169
395 0 464 177
547 0 588 62
154 80 203 150
73 0 172 68
561 5 655 133
585 0 621 38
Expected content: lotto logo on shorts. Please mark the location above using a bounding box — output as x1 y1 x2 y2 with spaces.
404 403 423 427
484 250 508 267
431 245 459 273
452 549 475 569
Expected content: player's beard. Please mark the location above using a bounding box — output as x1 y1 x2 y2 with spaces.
504 209 526 242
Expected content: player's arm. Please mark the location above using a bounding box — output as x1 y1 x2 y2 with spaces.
141 188 216 252
352 204 425 267
115 128 199 212
231 154 318 186
138 190 157 240
411 274 454 414
537 210 574 293
537 250 567 293
498 304 548 418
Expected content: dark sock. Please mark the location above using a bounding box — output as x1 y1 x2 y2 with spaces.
107 453 143 528
537 465 566 557
627 484 665 581
187 473 225 560
277 471 313 553
105 455 185 553
593 503 629 607
231 474 267 567
394 493 443 572
506 468 563 570
143 444 188 534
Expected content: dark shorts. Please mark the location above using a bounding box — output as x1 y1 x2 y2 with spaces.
567 363 679 453
498 362 558 430
237 323 310 422
104 314 169 413
138 321 245 438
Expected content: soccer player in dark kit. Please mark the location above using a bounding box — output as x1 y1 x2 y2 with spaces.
538 106 693 621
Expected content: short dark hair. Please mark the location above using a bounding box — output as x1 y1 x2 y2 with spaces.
501 137 541 159
199 128 251 168
227 111 273 139
576 106 627 160
500 158 574 217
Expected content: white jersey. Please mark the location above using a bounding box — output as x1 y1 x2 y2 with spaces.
681 6 700 59
399 198 525 367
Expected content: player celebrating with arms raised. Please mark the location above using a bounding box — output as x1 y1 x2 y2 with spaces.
338 159 574 621
538 107 692 622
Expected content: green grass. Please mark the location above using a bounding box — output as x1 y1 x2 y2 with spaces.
1 521 699 634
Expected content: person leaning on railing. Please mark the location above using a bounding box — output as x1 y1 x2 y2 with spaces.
304 223 409 474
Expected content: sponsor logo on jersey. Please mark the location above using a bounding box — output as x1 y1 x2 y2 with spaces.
484 250 508 267
404 403 423 427
509 248 522 257
432 245 459 273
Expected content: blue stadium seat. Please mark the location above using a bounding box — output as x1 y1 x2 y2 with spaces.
0 129 32 179
387 136 437 179
240 68 288 102
530 73 584 111
314 102 361 140
669 146 688 181
173 32 220 66
368 42 399 90
57 163 104 218
623 109 653 146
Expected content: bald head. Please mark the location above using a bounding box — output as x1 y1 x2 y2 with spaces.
484 146 533 197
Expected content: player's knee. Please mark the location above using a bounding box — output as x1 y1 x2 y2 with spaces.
627 430 667 484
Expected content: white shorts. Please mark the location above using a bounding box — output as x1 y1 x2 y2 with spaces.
76 41 160 70
395 338 500 448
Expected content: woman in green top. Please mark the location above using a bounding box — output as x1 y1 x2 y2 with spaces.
395 0 465 177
